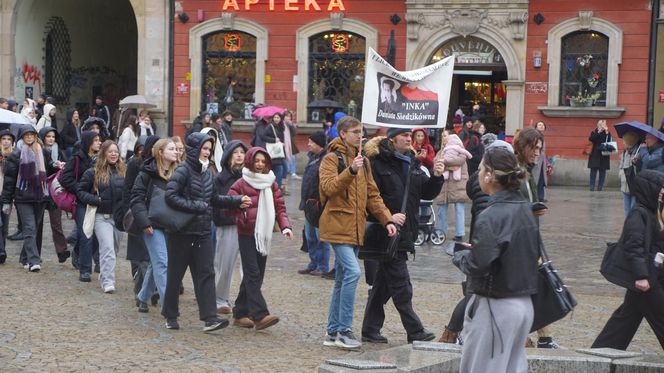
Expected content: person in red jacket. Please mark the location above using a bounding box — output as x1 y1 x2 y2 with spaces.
412 128 435 170
229 147 293 330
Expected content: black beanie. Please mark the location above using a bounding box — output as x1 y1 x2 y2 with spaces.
387 127 411 139
309 131 326 148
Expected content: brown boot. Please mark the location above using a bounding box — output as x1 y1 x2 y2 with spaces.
254 314 279 330
438 327 458 343
525 336 535 348
233 317 255 328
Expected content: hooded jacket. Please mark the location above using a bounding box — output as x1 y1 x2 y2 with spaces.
326 112 346 142
228 147 291 236
213 140 248 226
130 157 169 230
1 127 48 204
615 170 664 284
82 116 110 140
39 126 65 177
36 103 55 132
122 135 158 213
364 136 444 253
453 189 540 298
199 127 223 173
61 108 81 148
412 128 435 169
318 137 392 245
60 131 99 197
165 132 243 235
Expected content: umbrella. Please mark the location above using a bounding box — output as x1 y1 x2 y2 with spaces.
118 95 157 109
252 105 285 118
307 99 345 109
613 121 664 142
0 108 31 125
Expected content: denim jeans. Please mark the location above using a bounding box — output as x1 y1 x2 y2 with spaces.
304 219 330 273
327 244 361 334
590 168 606 189
138 229 168 306
435 202 465 239
288 156 297 175
622 193 636 217
75 203 95 275
0 211 8 257
272 162 286 188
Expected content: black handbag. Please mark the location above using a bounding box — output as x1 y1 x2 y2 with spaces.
147 186 196 233
530 235 577 332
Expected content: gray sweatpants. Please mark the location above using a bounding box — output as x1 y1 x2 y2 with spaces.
94 214 122 289
460 294 533 373
214 225 242 308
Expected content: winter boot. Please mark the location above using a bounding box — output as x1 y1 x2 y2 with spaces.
438 327 458 343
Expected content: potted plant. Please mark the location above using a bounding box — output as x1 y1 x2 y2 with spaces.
568 90 601 107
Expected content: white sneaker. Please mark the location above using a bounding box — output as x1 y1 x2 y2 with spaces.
335 330 362 349
23 263 29 270
29 264 41 272
103 285 115 294
290 174 301 180
323 332 337 347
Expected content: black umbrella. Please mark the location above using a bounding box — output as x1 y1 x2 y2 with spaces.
307 99 345 109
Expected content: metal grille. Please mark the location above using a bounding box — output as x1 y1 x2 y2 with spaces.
559 31 608 107
43 16 71 104
308 32 366 121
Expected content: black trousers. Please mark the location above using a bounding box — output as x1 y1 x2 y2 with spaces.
592 284 664 350
233 235 269 321
361 254 424 336
162 233 216 322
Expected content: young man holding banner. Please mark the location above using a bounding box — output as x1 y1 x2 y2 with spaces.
319 116 399 350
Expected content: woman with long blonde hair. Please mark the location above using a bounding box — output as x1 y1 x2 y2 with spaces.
131 139 181 312
77 140 126 293
171 136 186 163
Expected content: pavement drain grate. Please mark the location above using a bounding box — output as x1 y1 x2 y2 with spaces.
325 359 397 370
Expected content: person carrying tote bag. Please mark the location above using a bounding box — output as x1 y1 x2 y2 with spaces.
161 132 250 333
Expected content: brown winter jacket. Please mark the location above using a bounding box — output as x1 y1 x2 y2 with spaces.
319 137 392 246
434 147 469 204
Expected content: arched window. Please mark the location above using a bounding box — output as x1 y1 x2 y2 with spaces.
307 31 366 121
44 16 71 104
202 31 256 116
559 31 608 107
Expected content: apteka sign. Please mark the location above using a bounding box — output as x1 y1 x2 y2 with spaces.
221 0 345 11
361 48 454 129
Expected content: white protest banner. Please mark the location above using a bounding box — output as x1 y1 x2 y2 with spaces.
361 47 454 129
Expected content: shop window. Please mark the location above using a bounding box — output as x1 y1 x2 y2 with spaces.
559 31 608 107
44 16 71 104
202 31 256 117
308 31 366 122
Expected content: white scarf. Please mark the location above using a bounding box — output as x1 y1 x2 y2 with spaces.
242 167 276 256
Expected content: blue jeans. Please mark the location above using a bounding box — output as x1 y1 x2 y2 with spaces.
622 192 636 217
288 156 297 175
436 202 465 239
272 162 286 187
590 168 606 189
327 244 361 334
138 229 168 305
304 220 330 272
75 203 95 275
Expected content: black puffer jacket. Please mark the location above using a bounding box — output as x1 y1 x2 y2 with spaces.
61 109 80 148
77 166 125 214
122 136 159 210
130 157 169 230
365 137 444 252
60 131 98 198
166 132 243 235
453 190 540 298
615 170 664 284
466 170 490 241
252 120 285 164
1 127 49 204
212 140 247 226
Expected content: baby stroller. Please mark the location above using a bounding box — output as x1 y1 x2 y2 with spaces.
414 200 446 246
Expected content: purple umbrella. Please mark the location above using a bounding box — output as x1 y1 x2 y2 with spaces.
613 121 664 142
252 105 285 119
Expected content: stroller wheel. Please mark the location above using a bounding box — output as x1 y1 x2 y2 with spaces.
414 229 426 246
430 229 446 245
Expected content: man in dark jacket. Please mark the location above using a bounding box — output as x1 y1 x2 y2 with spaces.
90 96 111 126
297 131 331 276
360 127 445 344
592 170 664 350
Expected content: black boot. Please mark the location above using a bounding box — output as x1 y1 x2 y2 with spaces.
7 230 23 241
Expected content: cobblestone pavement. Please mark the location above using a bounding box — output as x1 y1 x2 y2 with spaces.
0 181 661 371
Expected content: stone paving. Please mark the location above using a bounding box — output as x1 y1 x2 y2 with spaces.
0 181 661 372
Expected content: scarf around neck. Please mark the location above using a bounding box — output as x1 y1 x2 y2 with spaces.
17 143 48 198
241 167 276 256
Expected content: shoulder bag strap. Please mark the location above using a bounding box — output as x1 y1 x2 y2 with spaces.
399 162 415 214
74 156 80 182
269 124 279 142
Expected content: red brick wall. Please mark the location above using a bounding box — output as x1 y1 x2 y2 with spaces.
525 0 651 160
172 0 407 137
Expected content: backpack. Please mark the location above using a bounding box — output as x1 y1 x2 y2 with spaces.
48 156 79 216
303 151 345 227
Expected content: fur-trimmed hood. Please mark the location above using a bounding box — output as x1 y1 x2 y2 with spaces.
364 136 385 159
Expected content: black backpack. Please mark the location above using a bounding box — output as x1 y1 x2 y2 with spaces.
303 151 345 227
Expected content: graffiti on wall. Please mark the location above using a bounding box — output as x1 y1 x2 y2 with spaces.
22 63 41 85
14 62 44 101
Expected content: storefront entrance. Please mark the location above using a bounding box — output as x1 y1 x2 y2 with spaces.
430 36 507 133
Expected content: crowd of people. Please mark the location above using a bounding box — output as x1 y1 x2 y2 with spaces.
1 94 663 371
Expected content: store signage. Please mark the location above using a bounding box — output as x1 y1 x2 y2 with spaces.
222 0 345 11
659 90 664 103
331 34 349 53
432 36 503 65
224 33 241 51
177 83 189 95
526 82 548 94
